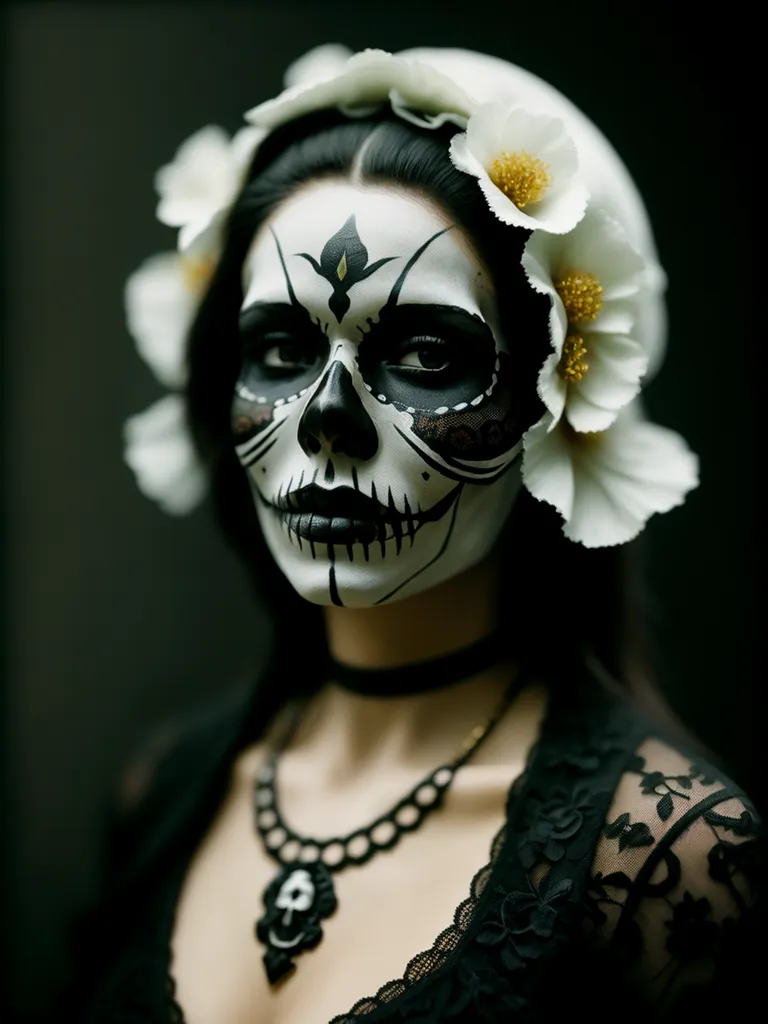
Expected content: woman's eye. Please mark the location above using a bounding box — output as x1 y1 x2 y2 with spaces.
398 348 449 371
393 337 452 373
260 339 317 370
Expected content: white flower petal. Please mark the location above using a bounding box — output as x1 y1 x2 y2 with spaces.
230 124 268 174
521 413 576 519
388 88 467 129
245 48 473 132
450 103 588 234
123 395 207 515
567 416 699 546
522 404 699 547
178 204 226 256
586 303 635 336
537 351 567 429
155 125 237 229
283 43 354 89
564 209 646 303
124 253 197 389
565 334 648 432
523 208 648 327
523 209 657 429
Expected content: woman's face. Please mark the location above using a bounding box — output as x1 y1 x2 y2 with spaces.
232 180 526 608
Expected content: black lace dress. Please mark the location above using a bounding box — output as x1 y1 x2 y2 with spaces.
66 670 763 1023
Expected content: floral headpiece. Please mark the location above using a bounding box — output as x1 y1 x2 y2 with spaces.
124 44 698 546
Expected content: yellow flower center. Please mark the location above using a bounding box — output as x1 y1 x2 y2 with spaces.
554 271 604 324
559 333 589 383
487 151 552 209
181 254 216 296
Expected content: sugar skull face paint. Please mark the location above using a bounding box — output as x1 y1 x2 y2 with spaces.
232 181 526 608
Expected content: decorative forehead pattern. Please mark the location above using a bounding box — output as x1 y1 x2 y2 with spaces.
270 214 453 332
241 182 494 326
296 214 397 323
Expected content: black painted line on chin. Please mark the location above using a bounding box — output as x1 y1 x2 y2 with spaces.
388 487 403 555
403 494 415 547
308 514 316 559
375 484 463 606
328 547 343 606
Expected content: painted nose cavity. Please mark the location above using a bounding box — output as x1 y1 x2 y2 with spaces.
298 361 379 460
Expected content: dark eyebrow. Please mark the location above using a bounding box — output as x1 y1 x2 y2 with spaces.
365 303 494 344
238 301 323 336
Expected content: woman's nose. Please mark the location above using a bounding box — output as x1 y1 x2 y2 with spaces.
297 360 379 460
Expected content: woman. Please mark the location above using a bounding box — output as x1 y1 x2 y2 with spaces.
72 46 760 1022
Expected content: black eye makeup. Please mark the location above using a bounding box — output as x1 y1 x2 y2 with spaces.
358 304 499 410
238 302 329 389
234 299 502 417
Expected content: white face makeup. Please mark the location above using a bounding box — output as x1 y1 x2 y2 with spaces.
232 181 525 608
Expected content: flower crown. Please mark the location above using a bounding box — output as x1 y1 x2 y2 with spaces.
124 44 698 547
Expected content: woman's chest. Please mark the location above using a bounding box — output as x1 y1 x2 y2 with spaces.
169 763 520 1024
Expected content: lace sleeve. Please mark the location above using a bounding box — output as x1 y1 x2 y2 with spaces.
583 735 763 1015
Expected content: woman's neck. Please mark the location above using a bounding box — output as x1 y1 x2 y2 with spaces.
286 559 522 777
323 558 500 670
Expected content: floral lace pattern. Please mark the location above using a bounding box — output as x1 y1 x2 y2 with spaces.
73 686 762 1023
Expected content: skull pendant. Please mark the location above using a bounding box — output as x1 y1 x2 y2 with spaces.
256 861 338 983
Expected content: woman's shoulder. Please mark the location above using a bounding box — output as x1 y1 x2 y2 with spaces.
103 682 275 890
579 707 763 1014
118 686 250 809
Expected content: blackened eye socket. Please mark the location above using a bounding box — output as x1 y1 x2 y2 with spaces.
387 336 457 374
263 340 316 369
243 332 323 374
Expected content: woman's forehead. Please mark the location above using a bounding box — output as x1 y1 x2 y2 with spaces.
241 180 493 320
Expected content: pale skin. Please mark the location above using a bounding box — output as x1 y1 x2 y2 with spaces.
171 561 548 1024
170 184 549 1023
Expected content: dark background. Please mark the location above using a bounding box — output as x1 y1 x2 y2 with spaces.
2 2 757 1020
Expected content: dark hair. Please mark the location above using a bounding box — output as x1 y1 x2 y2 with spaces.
185 107 671 728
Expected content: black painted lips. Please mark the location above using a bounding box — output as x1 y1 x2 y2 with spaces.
269 483 459 548
275 485 385 520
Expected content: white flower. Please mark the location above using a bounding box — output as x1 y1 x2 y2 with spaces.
123 395 207 515
124 239 216 389
125 253 196 388
245 47 473 133
449 102 588 234
283 43 354 89
522 402 699 547
154 124 265 253
523 208 651 433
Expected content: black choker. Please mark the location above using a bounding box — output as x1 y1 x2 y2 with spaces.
326 628 505 697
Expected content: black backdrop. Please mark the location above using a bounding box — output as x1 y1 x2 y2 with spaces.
2 2 758 1020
